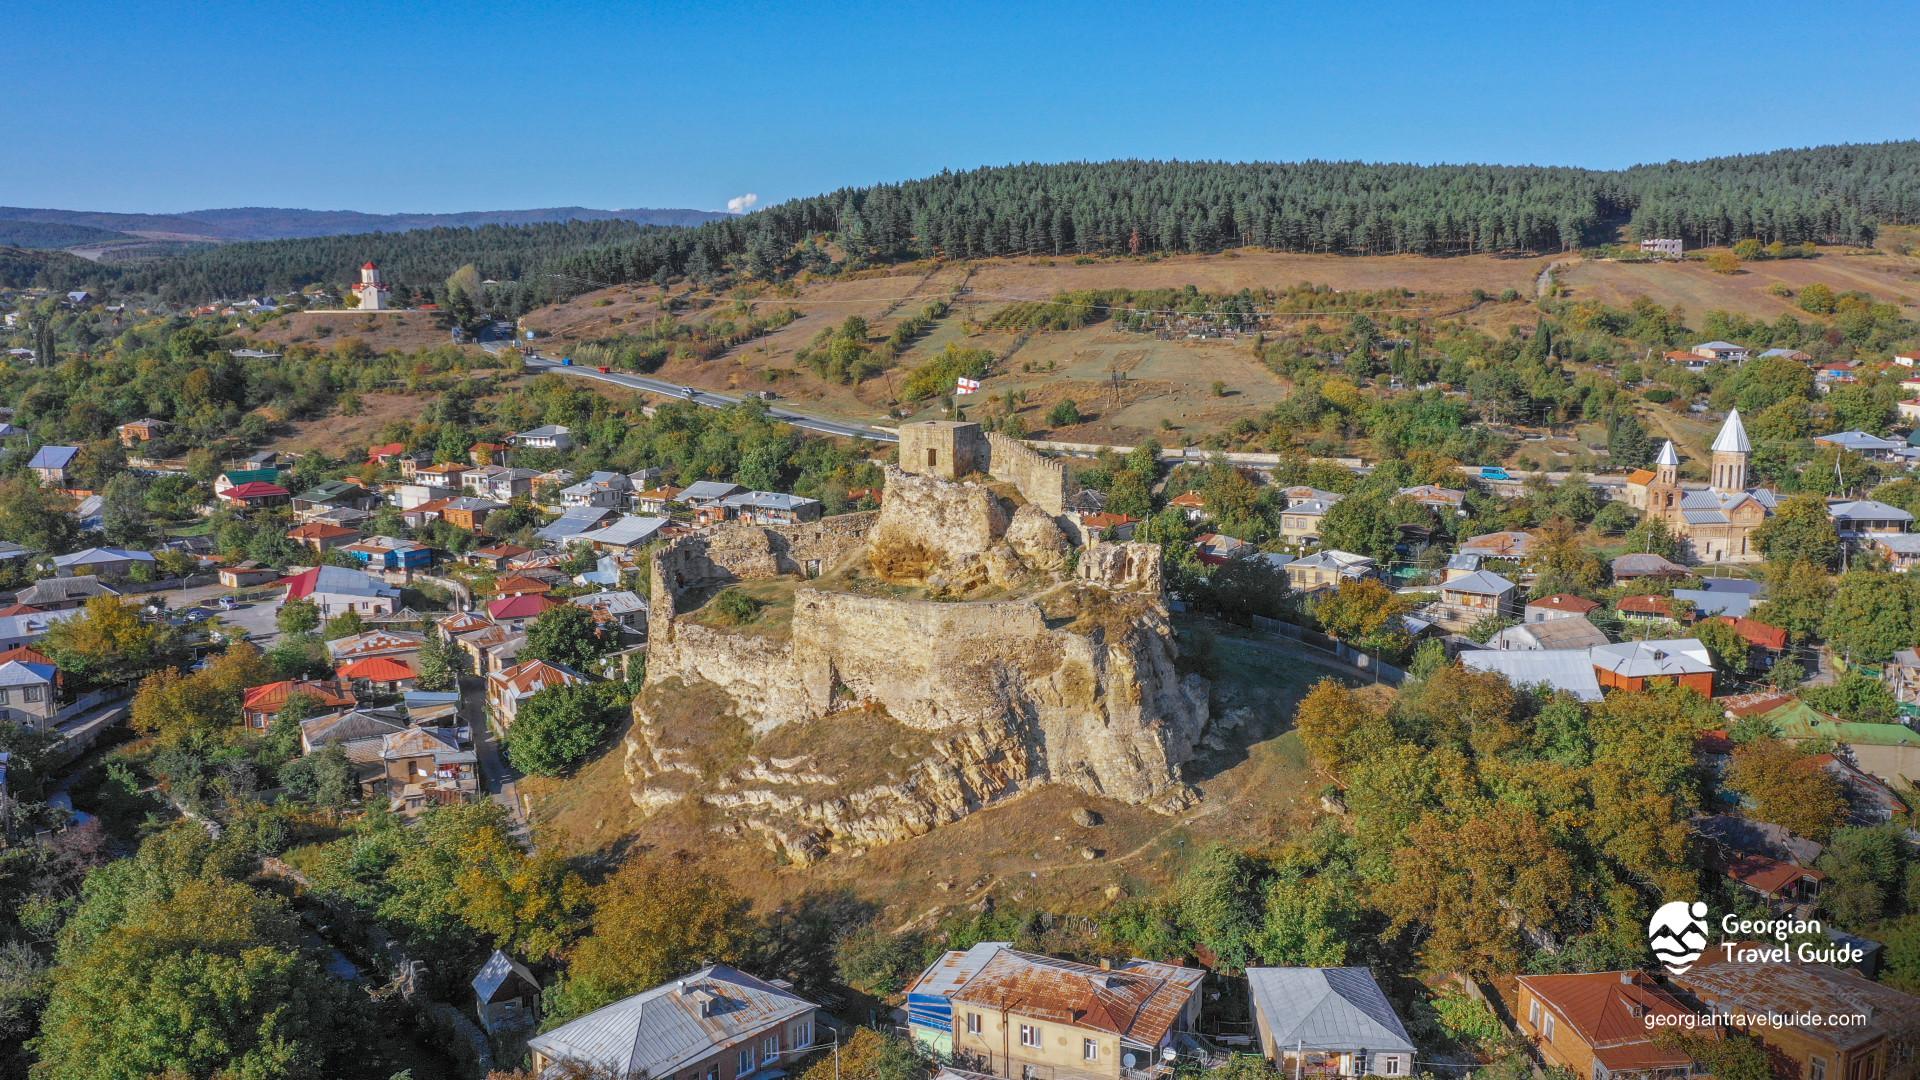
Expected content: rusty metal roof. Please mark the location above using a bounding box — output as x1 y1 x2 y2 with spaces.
1672 947 1919 1052
914 944 1203 1047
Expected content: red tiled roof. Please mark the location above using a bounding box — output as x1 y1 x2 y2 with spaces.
0 603 45 617
473 543 531 559
1618 594 1676 617
1516 972 1701 1073
1695 729 1736 755
336 656 416 682
1716 615 1788 651
1528 594 1599 614
1169 491 1206 508
1721 690 1795 718
0 645 54 667
1080 512 1139 529
492 574 553 596
242 678 356 714
486 594 557 621
287 522 360 541
635 486 682 502
221 481 290 500
1727 851 1825 896
365 442 406 461
280 566 322 600
1625 468 1657 486
490 658 583 697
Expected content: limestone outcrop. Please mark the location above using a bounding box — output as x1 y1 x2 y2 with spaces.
625 458 1211 863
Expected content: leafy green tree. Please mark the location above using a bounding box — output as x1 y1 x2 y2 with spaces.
504 683 613 777
278 744 357 808
97 473 153 548
322 609 364 641
0 477 80 554
1047 399 1081 426
1726 738 1847 843
1803 670 1900 724
1815 825 1908 927
1695 618 1751 675
32 874 362 1080
1175 845 1269 972
1824 571 1920 662
277 599 320 637
413 633 464 692
522 604 610 671
1754 493 1841 568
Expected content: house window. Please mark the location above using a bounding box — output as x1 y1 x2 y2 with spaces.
1382 1058 1400 1076
0 689 9 705
1810 1058 1827 1080
1528 1000 1540 1028
707 1068 718 1080
23 686 42 703
739 1048 755 1074
966 1013 982 1035
795 1021 812 1048
1542 1015 1555 1041
1022 1068 1039 1080
1353 1051 1368 1076
1084 1039 1098 1062
1020 1024 1042 1049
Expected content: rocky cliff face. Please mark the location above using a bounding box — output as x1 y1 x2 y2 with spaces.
625 470 1210 863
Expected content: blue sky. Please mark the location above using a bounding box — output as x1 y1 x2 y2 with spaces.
7 0 1916 214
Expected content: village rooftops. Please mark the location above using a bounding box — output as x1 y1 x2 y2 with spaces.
282 565 399 601
721 491 820 513
1528 594 1600 615
27 445 78 470
1438 569 1515 596
1670 946 1918 1052
50 547 154 570
1459 530 1534 558
676 480 745 504
1610 553 1690 579
1246 967 1415 1056
527 964 815 1079
1461 649 1603 702
1514 972 1699 1076
909 942 1203 1047
1590 638 1713 678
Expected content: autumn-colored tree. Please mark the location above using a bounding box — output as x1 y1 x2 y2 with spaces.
1375 802 1575 975
1396 663 1520 756
1527 518 1606 598
1292 679 1393 772
1726 738 1848 842
450 817 590 961
40 595 177 685
546 856 755 1022
1312 578 1410 655
130 642 274 746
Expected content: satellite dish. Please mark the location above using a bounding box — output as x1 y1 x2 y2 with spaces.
1123 1054 1137 1069
1163 1048 1178 1064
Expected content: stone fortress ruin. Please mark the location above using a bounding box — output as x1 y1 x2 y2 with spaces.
624 422 1212 864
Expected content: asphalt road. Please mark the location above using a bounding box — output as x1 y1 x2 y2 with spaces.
140 582 283 646
522 355 898 444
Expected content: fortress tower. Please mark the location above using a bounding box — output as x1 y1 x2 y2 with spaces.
352 261 391 311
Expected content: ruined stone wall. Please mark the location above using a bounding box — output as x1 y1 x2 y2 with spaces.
868 465 1010 567
1076 540 1166 595
647 513 876 639
985 432 1069 515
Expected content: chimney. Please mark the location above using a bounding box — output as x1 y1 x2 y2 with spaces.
1100 959 1112 971
1619 972 1634 985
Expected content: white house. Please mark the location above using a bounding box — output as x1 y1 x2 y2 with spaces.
511 425 574 451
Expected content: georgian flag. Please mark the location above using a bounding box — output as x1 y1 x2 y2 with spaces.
955 377 981 395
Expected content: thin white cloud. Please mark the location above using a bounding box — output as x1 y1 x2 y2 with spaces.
726 192 759 214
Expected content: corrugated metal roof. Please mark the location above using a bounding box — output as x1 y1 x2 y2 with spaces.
1247 967 1414 1054
1460 649 1603 702
913 944 1203 1047
527 964 815 1077
472 949 538 1002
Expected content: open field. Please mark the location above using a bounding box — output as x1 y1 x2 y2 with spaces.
1561 250 1920 318
241 308 485 355
513 245 1920 452
525 624 1369 924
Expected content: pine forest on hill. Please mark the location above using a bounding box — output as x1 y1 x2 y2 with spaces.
5 142 1920 310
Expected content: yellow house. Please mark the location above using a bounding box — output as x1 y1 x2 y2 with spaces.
907 943 1205 1080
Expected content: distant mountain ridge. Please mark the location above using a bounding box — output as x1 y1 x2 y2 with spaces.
0 204 730 246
